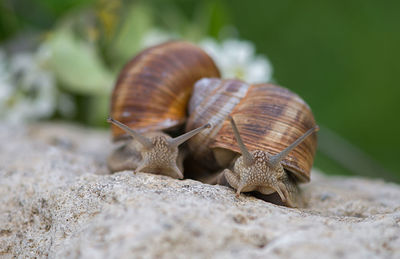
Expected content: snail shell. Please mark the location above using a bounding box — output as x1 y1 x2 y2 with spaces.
107 41 218 177
186 78 317 182
110 41 220 140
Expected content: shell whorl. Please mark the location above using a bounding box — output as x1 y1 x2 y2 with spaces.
111 41 220 139
186 78 250 169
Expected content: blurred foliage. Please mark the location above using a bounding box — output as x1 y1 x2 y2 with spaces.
0 0 399 180
220 0 400 180
48 27 114 95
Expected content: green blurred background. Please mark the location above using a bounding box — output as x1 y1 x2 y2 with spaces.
1 0 399 181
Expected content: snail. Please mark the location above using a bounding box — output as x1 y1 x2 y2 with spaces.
107 117 210 179
224 116 318 207
107 41 220 178
185 78 318 206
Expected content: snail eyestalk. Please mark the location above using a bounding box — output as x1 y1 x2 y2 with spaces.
269 125 320 167
229 116 254 166
107 117 153 149
168 123 211 148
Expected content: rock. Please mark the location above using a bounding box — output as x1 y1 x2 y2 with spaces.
0 122 399 259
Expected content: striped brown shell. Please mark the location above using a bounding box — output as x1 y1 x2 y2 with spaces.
186 78 317 182
111 41 220 139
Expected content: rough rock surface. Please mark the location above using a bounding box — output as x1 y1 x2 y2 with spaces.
0 123 399 259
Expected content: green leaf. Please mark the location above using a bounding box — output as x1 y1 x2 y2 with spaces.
110 3 154 67
47 28 114 96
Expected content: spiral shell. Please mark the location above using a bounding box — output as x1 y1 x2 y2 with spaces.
186 78 317 182
111 41 220 140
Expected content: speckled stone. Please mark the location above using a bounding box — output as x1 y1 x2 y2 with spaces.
0 123 399 259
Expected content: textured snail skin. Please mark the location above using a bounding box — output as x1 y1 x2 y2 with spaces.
110 41 220 140
223 151 303 207
107 131 184 179
220 117 318 208
107 117 211 178
186 78 317 183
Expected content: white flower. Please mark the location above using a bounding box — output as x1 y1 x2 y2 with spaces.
0 44 59 123
200 38 273 84
0 51 12 100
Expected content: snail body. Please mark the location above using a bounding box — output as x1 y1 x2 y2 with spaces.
186 78 318 206
107 117 210 179
224 117 318 207
108 41 219 178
